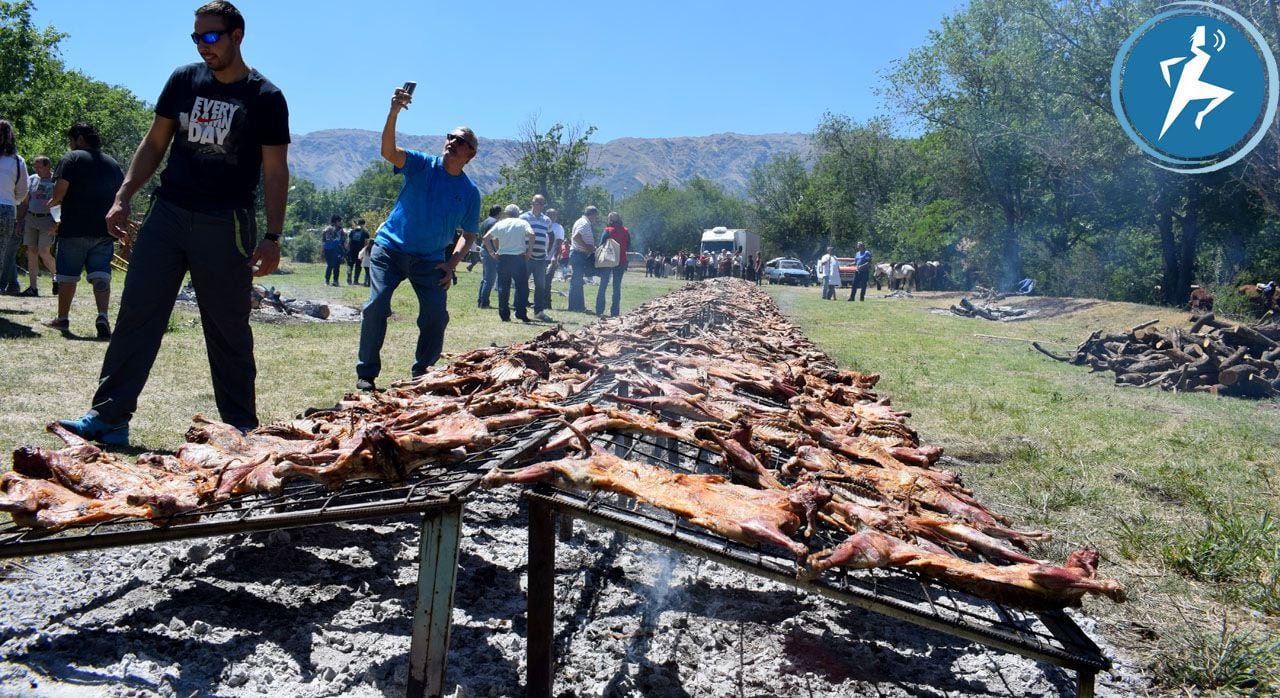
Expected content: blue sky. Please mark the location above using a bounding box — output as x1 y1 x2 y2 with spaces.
32 0 966 141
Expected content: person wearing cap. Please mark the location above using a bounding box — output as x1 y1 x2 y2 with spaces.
483 203 533 323
354 84 480 391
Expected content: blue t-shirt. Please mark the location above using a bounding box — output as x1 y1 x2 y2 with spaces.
854 250 872 268
375 150 480 260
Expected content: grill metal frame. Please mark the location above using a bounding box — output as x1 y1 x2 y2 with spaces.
519 416 1109 698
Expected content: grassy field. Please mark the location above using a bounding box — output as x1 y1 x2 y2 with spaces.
2 264 1277 692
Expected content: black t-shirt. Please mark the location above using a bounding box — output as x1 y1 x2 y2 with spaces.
154 62 290 211
54 149 124 239
347 227 369 252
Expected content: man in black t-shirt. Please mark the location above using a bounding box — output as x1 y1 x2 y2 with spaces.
59 0 289 446
346 218 368 285
42 123 124 338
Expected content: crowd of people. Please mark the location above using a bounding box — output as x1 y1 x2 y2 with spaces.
319 215 372 287
643 249 764 282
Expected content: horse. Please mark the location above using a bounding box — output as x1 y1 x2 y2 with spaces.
873 263 892 290
891 263 916 291
914 261 942 290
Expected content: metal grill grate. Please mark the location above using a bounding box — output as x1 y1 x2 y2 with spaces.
0 418 555 559
524 424 1110 674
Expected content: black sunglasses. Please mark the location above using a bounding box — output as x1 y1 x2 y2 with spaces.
446 133 474 148
190 29 230 45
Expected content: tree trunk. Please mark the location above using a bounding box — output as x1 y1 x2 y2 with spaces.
1158 205 1178 306
1176 184 1199 307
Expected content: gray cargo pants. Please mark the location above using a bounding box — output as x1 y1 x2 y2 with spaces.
90 197 259 429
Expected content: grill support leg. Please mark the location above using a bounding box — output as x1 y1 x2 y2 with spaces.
407 501 463 698
528 496 556 698
1077 671 1096 698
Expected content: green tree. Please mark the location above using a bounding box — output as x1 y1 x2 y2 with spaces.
491 119 608 219
0 2 149 164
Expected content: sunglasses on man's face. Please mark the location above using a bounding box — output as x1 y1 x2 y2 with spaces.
191 29 230 45
446 133 474 149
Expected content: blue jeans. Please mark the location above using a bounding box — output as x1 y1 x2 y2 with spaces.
529 258 550 314
477 250 498 307
568 250 593 311
496 254 529 321
0 205 18 292
323 245 344 284
55 236 115 283
357 245 449 379
595 266 625 316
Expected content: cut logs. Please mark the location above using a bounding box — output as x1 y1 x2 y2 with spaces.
949 297 1028 321
251 285 330 320
1034 313 1280 398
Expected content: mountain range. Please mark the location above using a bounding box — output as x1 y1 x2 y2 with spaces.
288 129 812 198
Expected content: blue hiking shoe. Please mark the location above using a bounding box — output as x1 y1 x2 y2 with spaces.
58 413 130 446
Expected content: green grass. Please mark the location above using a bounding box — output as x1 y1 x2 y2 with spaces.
3 271 1279 690
1155 617 1280 694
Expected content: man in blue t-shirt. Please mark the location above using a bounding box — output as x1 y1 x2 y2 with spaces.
355 84 480 391
849 241 872 302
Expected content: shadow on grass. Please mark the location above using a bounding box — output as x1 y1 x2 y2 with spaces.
1012 297 1105 319
0 315 40 338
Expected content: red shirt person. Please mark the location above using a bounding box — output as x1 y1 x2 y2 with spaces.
595 211 630 316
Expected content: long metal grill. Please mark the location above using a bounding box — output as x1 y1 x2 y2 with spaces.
514 288 1111 679
0 418 554 559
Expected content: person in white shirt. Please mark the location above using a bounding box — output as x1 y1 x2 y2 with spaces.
818 246 841 300
567 205 598 312
0 119 30 295
483 203 533 322
545 207 565 281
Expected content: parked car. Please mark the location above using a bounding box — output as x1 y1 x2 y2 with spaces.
763 257 812 286
837 257 857 287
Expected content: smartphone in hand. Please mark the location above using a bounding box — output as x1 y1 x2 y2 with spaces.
402 81 417 95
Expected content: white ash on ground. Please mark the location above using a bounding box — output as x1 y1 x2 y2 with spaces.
0 486 1146 697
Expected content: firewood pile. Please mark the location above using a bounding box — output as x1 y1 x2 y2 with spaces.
949 296 1028 321
1033 313 1280 398
1 279 1125 610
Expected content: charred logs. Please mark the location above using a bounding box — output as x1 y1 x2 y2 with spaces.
1035 313 1280 398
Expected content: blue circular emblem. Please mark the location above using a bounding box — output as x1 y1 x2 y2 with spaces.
1111 1 1278 173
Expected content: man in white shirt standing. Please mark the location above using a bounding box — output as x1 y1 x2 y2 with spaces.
818 246 841 300
567 205 598 312
483 203 533 322
545 207 565 281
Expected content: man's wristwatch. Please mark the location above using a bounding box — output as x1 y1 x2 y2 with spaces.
263 233 281 243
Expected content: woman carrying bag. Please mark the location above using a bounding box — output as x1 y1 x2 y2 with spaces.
594 211 629 317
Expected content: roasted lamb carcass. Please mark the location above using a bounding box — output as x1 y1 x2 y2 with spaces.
12 423 215 518
807 529 1124 609
0 471 155 530
483 445 811 557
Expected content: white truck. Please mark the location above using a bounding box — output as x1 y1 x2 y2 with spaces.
699 227 760 260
